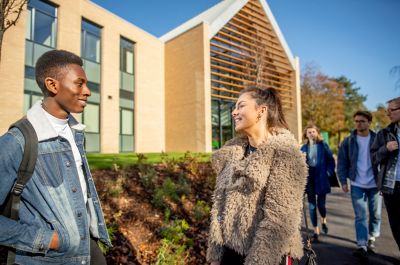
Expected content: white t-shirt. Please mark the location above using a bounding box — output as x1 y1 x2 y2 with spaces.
308 142 318 167
351 134 376 188
44 111 88 204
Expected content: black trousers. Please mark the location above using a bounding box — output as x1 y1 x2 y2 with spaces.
383 181 400 251
220 247 297 265
220 247 245 265
90 238 107 265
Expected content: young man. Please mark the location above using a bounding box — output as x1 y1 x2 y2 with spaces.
0 50 111 264
338 110 381 258
372 97 400 253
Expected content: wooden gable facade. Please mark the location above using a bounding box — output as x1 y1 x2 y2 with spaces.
210 0 295 107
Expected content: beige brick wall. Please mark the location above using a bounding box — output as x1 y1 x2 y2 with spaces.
0 0 165 153
165 23 211 152
0 3 27 133
284 57 302 144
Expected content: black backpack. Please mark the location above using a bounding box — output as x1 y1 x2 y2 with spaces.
0 118 38 265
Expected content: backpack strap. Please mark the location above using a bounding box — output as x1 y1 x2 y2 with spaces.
4 118 38 265
7 118 38 220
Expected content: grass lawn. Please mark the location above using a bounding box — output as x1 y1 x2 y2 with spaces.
87 152 211 170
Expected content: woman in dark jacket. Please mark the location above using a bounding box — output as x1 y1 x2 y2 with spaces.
301 124 335 242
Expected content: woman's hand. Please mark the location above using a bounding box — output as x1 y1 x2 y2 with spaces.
210 261 220 265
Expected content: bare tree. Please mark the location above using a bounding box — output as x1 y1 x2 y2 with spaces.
0 0 27 62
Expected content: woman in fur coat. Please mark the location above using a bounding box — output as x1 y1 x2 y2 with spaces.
300 124 335 242
207 86 308 265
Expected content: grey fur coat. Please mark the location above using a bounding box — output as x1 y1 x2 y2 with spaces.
207 128 308 265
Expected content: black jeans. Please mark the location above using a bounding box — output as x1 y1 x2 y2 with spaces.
90 238 107 265
383 181 400 251
220 247 245 265
220 247 297 265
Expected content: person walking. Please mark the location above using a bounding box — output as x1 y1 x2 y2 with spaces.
371 97 400 253
207 86 308 265
337 110 382 259
301 124 335 243
0 50 111 264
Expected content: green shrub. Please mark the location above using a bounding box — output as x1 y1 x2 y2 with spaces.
193 200 211 221
152 178 180 209
160 219 190 245
107 172 127 197
164 207 172 222
160 152 180 173
153 239 188 265
176 173 191 196
180 151 202 175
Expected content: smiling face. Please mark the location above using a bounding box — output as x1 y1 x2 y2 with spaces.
231 92 264 134
44 64 91 118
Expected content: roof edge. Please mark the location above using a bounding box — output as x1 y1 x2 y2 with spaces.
161 0 296 69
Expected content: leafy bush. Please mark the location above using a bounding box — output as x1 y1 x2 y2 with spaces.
106 172 127 198
137 153 158 190
153 239 188 265
152 178 181 209
159 219 190 245
193 200 211 221
160 152 180 173
152 178 184 209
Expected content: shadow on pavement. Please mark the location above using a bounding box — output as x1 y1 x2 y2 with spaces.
304 236 400 265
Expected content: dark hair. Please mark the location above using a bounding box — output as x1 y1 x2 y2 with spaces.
353 110 372 122
35 50 83 94
240 86 288 131
302 124 324 144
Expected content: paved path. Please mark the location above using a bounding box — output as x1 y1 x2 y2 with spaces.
301 188 399 265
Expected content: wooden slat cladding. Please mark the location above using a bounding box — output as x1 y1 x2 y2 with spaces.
210 0 295 109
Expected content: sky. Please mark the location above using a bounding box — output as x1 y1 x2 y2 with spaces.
91 0 400 110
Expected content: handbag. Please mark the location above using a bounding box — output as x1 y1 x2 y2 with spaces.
329 171 340 188
302 196 318 265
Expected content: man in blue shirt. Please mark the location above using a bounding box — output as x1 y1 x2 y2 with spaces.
338 110 381 259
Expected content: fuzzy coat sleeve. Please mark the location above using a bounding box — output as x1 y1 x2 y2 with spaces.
207 142 233 262
207 240 224 263
245 145 308 265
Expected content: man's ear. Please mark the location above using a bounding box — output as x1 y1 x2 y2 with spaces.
44 77 58 94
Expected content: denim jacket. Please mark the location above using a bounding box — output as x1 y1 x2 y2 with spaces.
0 102 111 265
337 130 377 186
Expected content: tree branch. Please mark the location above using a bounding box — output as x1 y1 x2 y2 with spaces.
3 0 26 31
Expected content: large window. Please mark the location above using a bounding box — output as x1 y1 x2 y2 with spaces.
81 19 102 152
212 99 235 149
119 37 135 152
24 0 57 112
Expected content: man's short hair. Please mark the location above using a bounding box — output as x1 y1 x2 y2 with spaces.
387 97 400 107
35 50 83 94
353 110 372 122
